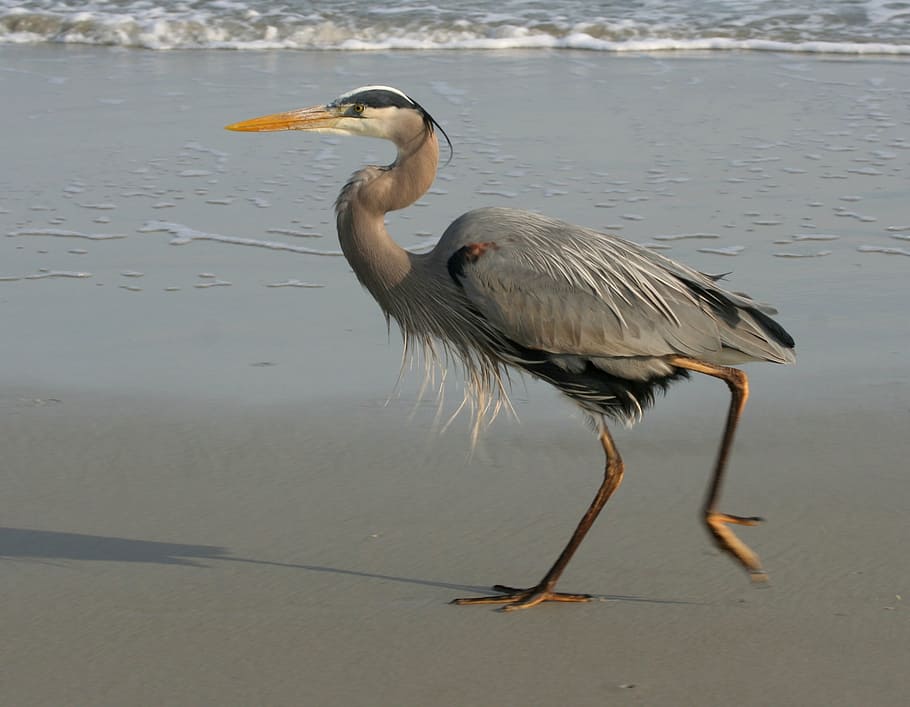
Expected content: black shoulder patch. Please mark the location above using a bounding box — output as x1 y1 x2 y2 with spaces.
447 246 470 285
447 242 499 285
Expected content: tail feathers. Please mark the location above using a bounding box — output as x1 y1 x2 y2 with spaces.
749 306 795 350
680 276 795 364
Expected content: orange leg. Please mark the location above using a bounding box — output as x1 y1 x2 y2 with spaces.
668 356 767 581
453 424 625 610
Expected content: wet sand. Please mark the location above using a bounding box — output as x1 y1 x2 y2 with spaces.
2 46 909 706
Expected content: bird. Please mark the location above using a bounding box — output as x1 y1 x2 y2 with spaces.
226 85 796 611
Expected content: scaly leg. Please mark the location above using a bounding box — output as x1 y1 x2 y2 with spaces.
668 356 767 581
453 424 625 610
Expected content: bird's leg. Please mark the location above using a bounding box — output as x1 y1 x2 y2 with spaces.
668 356 766 581
453 424 625 610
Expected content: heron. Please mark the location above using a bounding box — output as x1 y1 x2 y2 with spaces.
227 85 795 611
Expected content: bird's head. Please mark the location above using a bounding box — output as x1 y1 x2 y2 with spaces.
226 85 452 159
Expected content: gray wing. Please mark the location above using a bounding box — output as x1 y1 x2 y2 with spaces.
442 207 795 370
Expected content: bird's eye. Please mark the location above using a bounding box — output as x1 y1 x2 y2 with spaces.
351 104 365 115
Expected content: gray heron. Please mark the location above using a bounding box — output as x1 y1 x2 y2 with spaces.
227 85 795 611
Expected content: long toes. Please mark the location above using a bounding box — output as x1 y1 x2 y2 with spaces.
505 591 591 609
705 512 765 576
452 586 591 610
499 590 592 611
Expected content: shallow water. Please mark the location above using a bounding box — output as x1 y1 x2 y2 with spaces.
1 46 908 410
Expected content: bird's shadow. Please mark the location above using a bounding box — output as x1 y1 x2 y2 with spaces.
0 527 697 606
0 526 221 567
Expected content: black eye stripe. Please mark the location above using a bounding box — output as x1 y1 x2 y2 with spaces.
333 89 415 110
330 86 454 164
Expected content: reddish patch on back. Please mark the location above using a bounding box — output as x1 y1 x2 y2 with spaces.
463 241 499 263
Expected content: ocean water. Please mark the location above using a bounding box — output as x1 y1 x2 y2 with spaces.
1 0 909 53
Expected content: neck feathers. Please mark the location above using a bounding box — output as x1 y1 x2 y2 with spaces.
335 125 439 295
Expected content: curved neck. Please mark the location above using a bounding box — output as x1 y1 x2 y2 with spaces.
335 129 439 297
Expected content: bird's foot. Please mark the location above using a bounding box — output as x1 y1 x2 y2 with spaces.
705 511 767 582
451 584 591 611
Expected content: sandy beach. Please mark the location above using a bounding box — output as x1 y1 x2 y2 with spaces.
2 46 909 706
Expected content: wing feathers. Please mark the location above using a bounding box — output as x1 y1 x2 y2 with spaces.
444 208 795 368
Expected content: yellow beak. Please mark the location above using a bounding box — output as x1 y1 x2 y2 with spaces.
225 105 340 132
